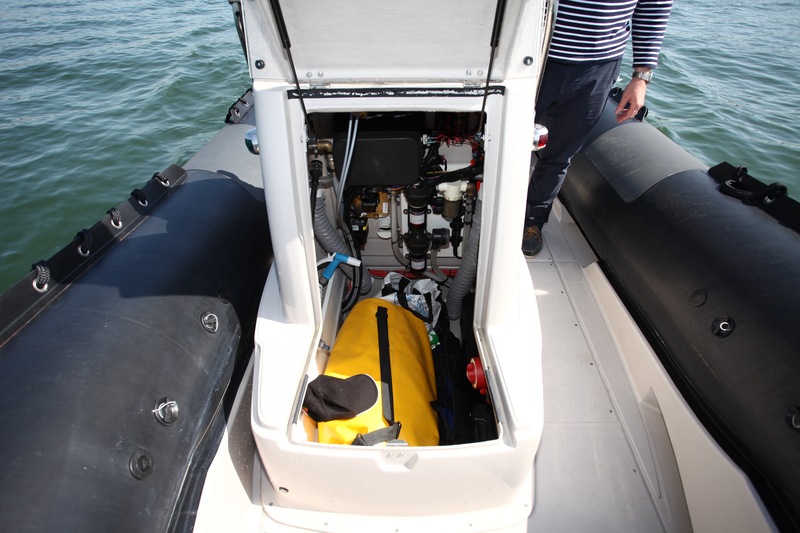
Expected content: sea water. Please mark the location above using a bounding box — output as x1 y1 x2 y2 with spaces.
641 0 800 196
1 0 798 291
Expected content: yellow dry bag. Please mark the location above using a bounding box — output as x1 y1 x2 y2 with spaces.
317 298 439 446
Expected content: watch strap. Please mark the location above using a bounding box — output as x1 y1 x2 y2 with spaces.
632 70 653 84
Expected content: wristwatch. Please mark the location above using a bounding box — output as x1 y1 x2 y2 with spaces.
632 70 653 84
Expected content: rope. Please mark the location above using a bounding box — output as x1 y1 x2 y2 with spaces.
152 171 170 186
107 207 122 228
76 229 93 256
131 188 148 207
720 179 788 205
31 261 50 292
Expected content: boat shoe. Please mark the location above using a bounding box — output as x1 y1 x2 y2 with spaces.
522 224 543 257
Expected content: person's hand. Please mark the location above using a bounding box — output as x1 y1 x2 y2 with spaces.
614 78 648 123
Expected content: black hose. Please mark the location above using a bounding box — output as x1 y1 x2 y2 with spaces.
339 217 362 312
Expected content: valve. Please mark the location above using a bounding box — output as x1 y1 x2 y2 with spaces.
321 252 361 281
437 180 468 220
466 357 488 395
403 187 434 273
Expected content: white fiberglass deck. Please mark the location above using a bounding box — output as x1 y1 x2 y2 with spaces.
525 201 689 532
524 197 774 533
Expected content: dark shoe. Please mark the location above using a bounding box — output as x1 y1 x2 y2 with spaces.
522 225 543 257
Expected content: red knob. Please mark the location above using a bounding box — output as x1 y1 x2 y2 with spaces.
466 357 487 395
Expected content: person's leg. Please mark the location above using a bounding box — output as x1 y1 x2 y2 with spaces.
525 59 621 226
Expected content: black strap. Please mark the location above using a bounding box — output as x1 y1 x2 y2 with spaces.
351 305 401 446
396 290 434 324
381 277 433 324
709 162 800 233
383 275 434 323
375 306 395 424
381 276 411 297
352 422 402 446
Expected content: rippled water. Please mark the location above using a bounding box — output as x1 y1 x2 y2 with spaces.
642 0 800 193
1 0 798 292
0 0 250 291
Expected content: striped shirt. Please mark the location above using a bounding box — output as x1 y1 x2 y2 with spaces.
548 0 673 68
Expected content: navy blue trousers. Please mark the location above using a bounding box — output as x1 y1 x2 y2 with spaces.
525 58 621 225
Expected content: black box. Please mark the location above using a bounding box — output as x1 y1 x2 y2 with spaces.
333 131 421 187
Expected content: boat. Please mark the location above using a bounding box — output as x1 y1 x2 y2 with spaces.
1 0 798 531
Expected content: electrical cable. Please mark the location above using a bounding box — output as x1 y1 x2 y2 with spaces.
337 114 359 213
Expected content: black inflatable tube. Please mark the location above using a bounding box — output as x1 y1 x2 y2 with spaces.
0 168 270 532
562 95 800 531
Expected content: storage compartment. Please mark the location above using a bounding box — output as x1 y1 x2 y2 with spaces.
244 2 546 527
249 87 542 530
297 110 499 447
